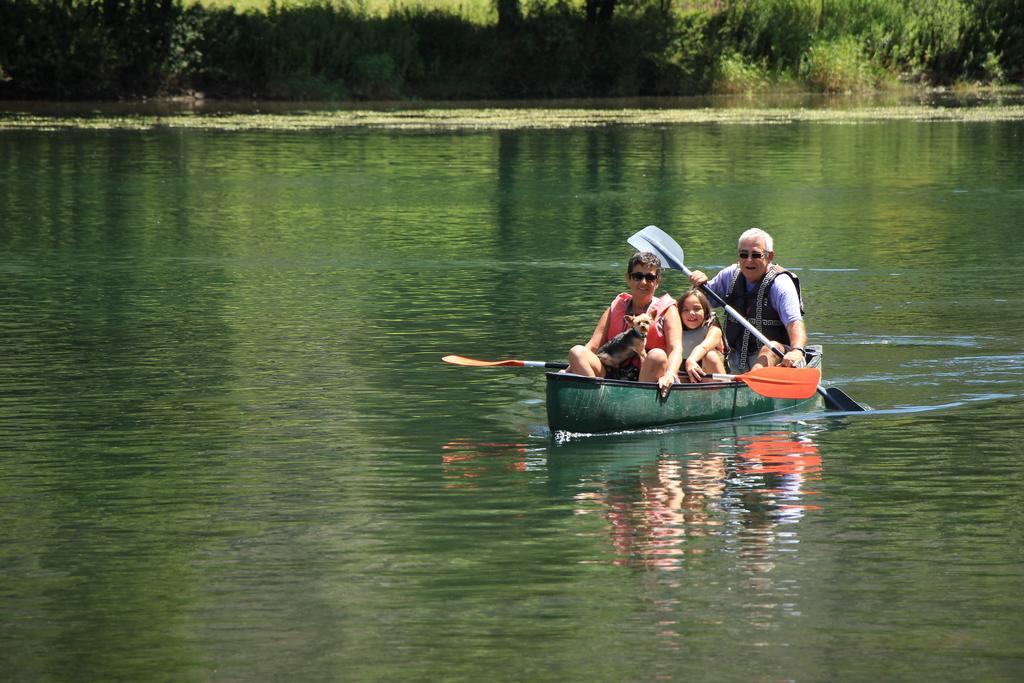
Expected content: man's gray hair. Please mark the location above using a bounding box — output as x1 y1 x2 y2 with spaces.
738 227 774 252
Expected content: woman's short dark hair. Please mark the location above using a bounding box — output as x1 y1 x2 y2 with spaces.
627 251 661 276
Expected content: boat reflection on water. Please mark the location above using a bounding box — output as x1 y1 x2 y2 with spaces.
546 423 823 573
438 422 823 575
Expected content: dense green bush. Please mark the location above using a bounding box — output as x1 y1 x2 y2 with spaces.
717 0 971 81
715 0 821 72
959 0 1024 82
0 0 200 98
0 0 1020 100
801 35 885 92
710 51 770 93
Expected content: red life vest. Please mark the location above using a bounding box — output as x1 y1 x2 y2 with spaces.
604 293 677 367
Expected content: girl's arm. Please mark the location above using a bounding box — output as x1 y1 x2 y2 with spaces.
685 326 723 382
694 325 723 358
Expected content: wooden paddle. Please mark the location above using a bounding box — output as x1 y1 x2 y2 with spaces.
442 355 822 400
627 224 867 411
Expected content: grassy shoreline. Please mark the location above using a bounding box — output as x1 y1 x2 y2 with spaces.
1 0 1021 102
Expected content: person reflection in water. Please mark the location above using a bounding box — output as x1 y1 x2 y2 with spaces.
566 251 683 398
584 431 822 573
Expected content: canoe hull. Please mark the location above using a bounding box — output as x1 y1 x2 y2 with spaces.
546 348 823 434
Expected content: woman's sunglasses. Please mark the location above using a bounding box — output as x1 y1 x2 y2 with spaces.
630 272 659 282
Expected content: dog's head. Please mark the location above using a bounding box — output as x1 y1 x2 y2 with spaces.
624 311 656 337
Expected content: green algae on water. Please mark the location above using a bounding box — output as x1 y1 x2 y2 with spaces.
4 105 1024 131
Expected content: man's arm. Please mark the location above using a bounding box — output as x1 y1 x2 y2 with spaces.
689 265 736 304
771 274 807 367
782 319 807 367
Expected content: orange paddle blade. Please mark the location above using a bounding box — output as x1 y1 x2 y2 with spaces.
736 366 822 399
442 355 525 367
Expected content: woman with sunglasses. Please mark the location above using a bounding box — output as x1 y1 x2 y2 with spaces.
566 251 683 398
688 228 807 373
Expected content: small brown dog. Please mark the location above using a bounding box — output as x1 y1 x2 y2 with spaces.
597 312 656 368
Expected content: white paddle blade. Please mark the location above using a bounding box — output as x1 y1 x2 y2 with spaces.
627 225 687 273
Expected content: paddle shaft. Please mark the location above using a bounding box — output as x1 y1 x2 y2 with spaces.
633 229 786 359
709 373 775 382
442 355 569 369
697 287 864 410
629 226 865 410
444 354 818 399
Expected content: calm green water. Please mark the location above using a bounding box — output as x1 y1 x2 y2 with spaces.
2 111 1023 681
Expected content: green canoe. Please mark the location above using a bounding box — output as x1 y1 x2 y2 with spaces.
545 346 823 434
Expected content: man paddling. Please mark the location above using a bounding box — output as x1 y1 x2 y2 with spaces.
688 228 807 373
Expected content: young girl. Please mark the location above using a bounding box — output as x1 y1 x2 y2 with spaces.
679 289 727 383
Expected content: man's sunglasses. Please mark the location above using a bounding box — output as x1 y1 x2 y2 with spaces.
630 272 659 282
738 251 767 260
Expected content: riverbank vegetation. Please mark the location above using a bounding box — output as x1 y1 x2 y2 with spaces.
1 0 1021 101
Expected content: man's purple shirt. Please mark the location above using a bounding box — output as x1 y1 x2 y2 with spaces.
704 264 803 326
